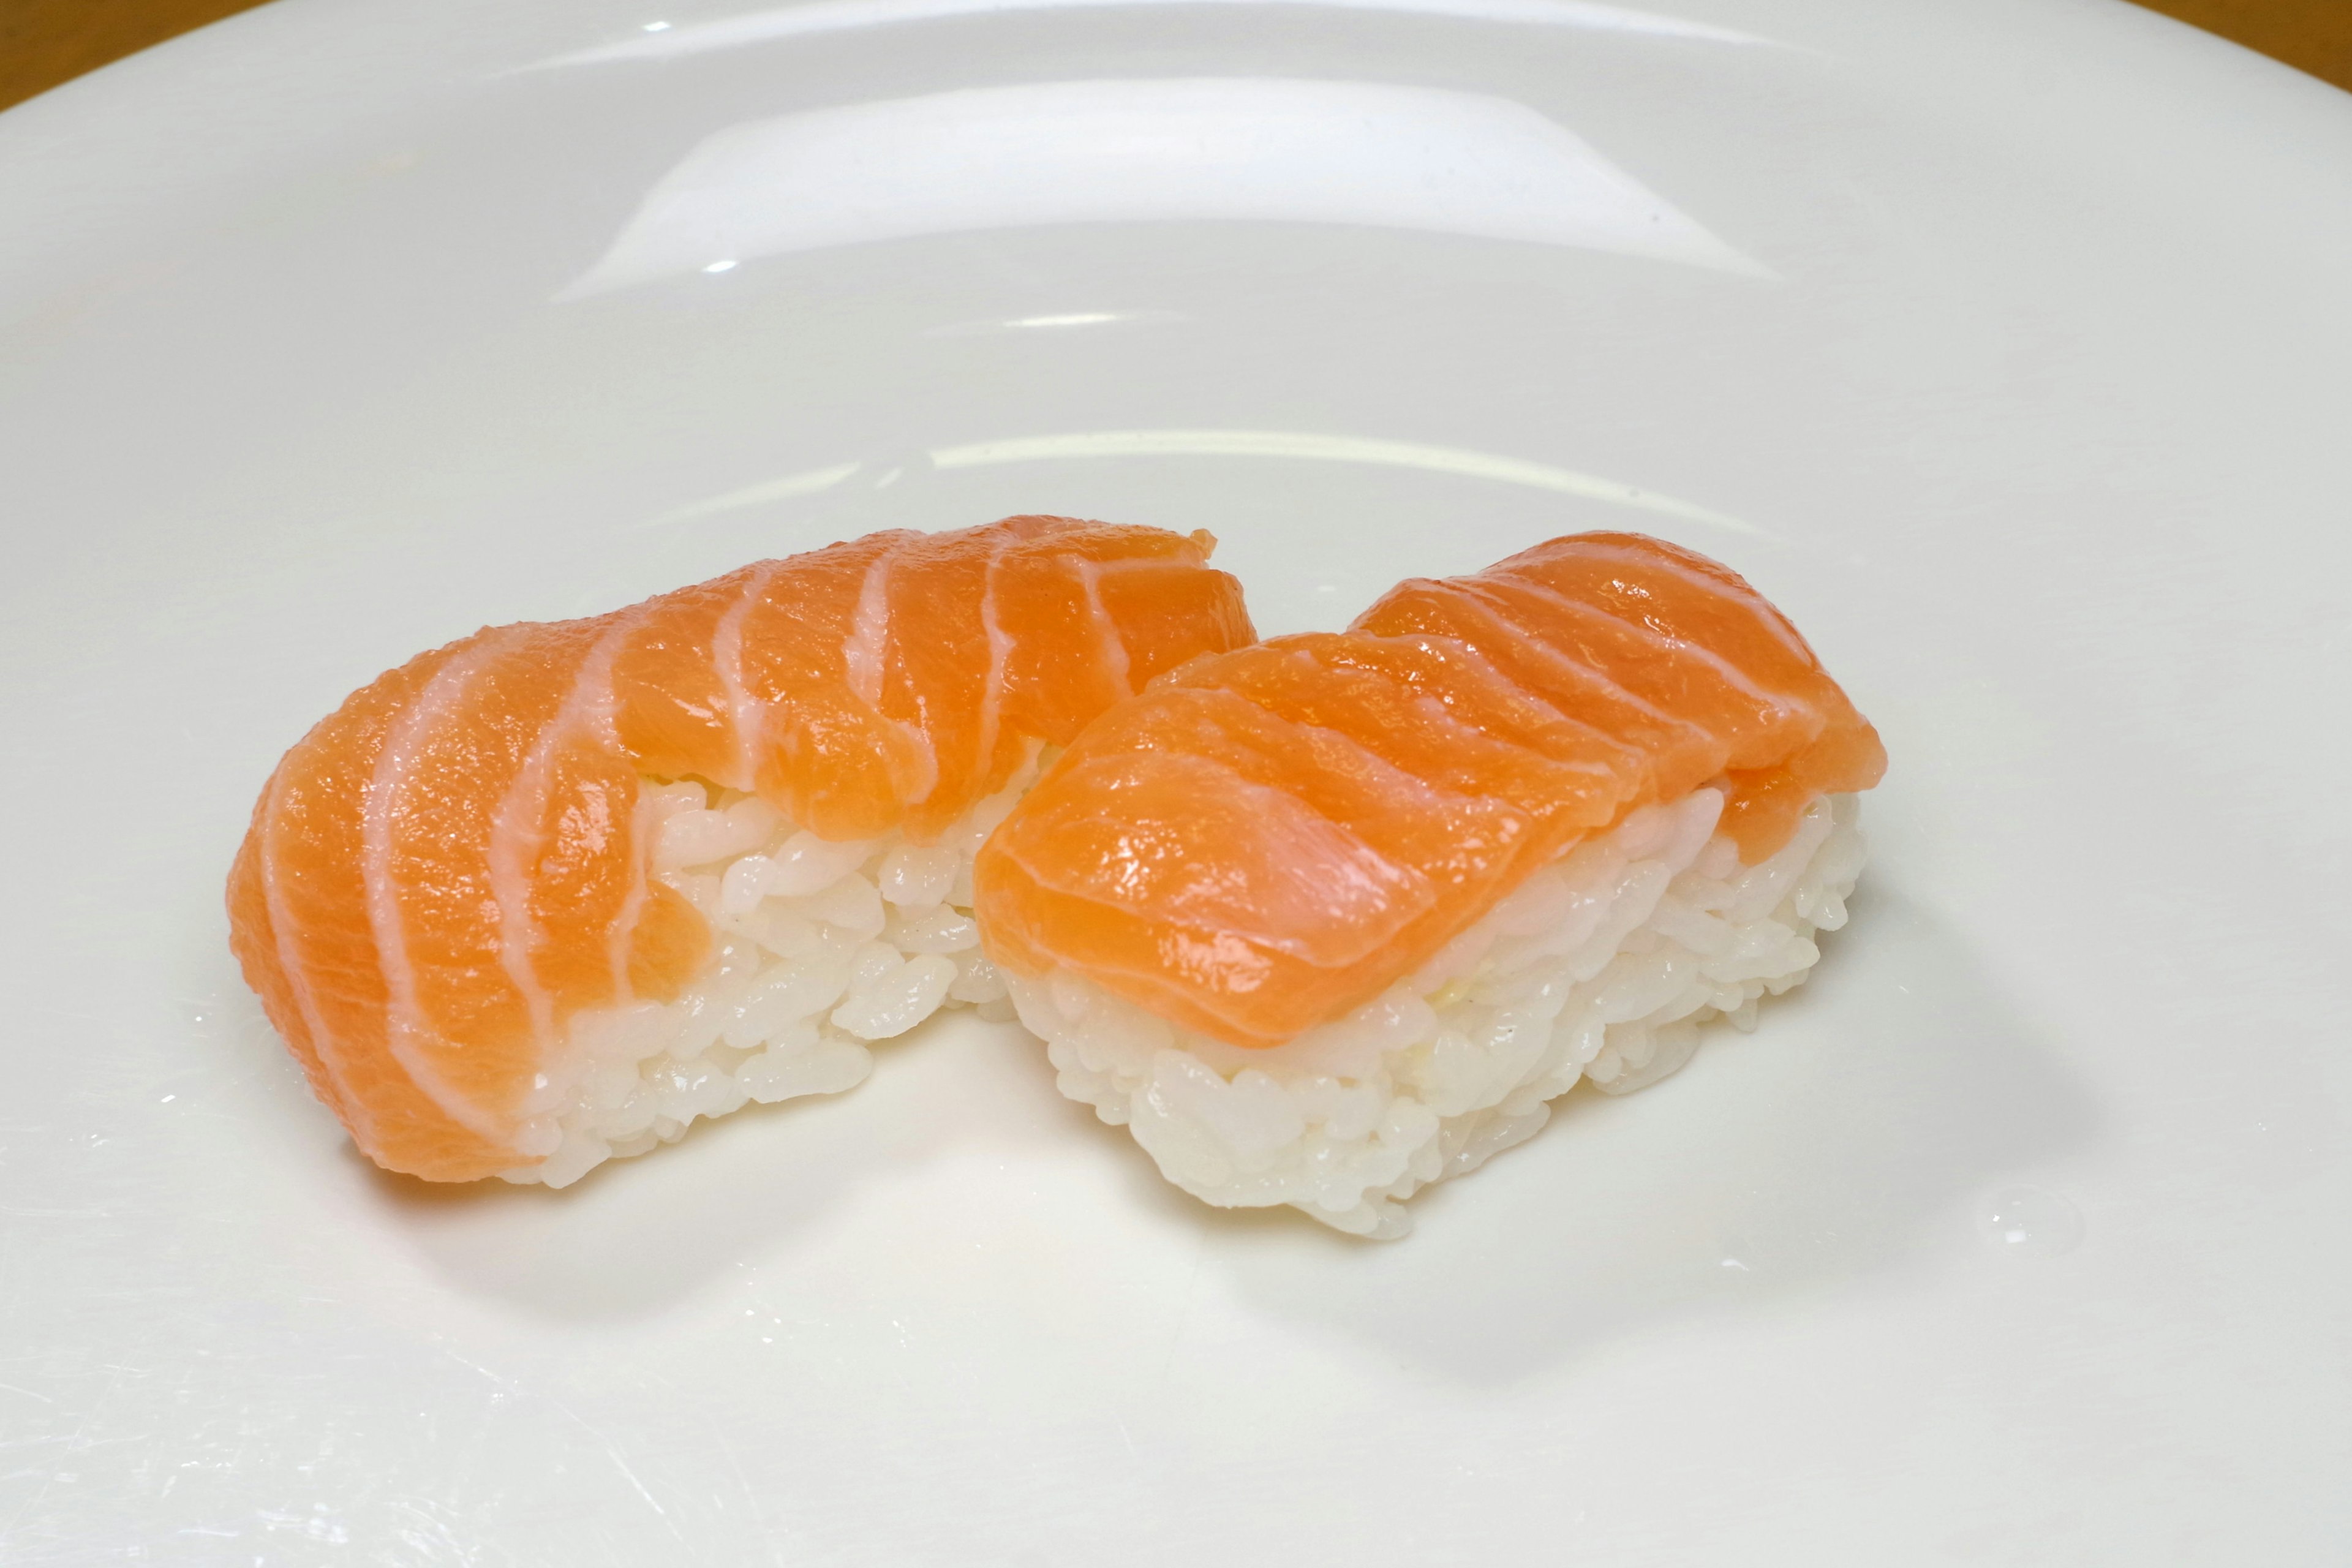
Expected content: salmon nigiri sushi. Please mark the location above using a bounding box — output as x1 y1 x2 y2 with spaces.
228 518 1254 1186
974 532 1884 1237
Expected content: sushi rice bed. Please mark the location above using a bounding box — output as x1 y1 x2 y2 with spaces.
1008 790 1869 1238
500 756 1041 1187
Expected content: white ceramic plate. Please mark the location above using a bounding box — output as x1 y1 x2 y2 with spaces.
4 0 2348 1559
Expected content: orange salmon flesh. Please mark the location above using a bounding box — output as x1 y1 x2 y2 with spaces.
227 518 1254 1181
974 532 1885 1049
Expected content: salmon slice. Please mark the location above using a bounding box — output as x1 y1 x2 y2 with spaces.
976 532 1884 1050
227 518 1254 1183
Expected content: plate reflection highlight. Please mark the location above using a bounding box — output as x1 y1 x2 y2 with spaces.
560 78 1768 298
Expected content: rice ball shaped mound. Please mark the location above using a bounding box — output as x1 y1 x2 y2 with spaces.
227 518 1254 1185
975 531 1884 1237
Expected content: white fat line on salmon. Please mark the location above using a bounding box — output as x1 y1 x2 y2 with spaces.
257 757 380 1146
974 535 1012 790
1392 639 1656 775
845 546 942 801
927 431 1765 538
362 630 532 1145
486 617 644 1091
585 609 651 1002
1411 659 1651 780
1073 559 1133 694
1567 538 1822 667
1402 596 1703 744
1392 683 1632 802
1006 744 1444 966
712 562 782 796
607 783 679 1009
1465 576 1814 731
1247 701 1522 871
841 550 894 710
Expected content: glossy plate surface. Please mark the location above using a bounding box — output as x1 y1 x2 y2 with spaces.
2 0 2348 1559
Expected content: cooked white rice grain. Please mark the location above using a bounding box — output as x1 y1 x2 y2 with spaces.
1006 788 1868 1238
500 755 1039 1187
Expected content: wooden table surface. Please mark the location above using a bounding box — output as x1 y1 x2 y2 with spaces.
4 0 2348 115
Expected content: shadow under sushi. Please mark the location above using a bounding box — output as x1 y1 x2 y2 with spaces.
350 1019 1075 1322
1161 883 2101 1385
257 878 2089 1366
